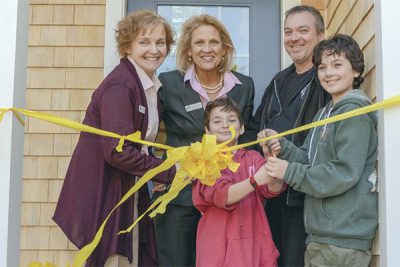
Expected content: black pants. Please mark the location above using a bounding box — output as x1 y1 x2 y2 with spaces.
265 191 307 267
154 204 201 267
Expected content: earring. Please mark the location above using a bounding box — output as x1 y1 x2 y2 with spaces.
188 55 192 62
222 56 225 61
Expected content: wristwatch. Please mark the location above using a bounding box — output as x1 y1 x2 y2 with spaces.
249 176 259 190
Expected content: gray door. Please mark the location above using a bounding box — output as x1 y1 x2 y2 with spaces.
127 0 280 109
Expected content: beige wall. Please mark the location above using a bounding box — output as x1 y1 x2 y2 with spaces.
21 0 105 266
302 0 326 18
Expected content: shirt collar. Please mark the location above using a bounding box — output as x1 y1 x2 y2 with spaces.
184 64 196 84
128 56 162 91
184 64 242 101
184 64 242 85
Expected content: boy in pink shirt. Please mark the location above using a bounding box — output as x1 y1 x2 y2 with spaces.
193 97 285 267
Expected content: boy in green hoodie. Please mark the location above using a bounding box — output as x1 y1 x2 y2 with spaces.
260 34 378 267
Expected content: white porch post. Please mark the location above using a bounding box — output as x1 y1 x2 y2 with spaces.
375 1 400 266
104 0 127 76
0 1 28 266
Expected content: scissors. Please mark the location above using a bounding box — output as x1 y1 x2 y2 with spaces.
263 129 276 158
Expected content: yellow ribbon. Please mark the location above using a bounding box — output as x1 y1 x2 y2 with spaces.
2 94 400 267
227 94 400 152
73 132 239 267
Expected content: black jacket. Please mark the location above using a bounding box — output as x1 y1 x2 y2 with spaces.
242 64 330 206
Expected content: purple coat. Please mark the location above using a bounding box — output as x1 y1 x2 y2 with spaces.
53 58 175 266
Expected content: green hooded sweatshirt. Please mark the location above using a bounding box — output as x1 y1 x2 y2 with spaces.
280 89 378 250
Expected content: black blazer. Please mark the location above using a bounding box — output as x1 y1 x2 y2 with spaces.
158 69 255 206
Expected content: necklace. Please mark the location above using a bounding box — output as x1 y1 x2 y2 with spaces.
195 73 224 94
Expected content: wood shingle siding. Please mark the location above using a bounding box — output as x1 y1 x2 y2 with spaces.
21 0 105 266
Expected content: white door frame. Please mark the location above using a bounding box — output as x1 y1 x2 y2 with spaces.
375 1 400 266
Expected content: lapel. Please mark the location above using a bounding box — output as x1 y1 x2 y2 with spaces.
174 79 205 129
121 58 149 140
227 83 244 102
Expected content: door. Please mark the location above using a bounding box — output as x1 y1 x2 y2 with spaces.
127 0 280 109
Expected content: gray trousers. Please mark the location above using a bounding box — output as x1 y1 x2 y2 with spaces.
305 242 372 267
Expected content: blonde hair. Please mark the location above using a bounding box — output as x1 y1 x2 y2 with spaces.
176 14 235 73
115 9 175 58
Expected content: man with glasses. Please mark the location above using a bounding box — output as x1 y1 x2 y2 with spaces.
242 5 330 267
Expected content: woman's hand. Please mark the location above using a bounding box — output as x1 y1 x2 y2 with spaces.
152 182 167 192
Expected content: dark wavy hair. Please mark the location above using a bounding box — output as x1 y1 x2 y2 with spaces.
313 34 364 88
204 97 243 130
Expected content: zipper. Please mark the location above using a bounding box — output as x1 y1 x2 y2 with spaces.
286 77 314 205
259 79 277 131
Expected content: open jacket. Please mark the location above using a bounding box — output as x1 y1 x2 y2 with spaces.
280 89 378 250
243 64 330 206
158 69 255 206
53 58 175 266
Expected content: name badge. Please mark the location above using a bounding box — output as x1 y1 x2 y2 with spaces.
139 105 146 114
185 102 203 112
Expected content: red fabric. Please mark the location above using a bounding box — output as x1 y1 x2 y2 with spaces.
53 58 175 266
193 149 281 267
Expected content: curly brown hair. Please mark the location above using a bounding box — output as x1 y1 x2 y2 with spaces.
115 10 175 58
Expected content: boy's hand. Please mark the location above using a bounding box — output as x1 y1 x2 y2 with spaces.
265 157 289 180
254 163 273 186
257 129 281 157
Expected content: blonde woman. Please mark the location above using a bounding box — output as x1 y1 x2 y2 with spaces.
155 14 255 267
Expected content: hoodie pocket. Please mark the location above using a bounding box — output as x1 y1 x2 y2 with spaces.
223 238 253 267
261 236 279 267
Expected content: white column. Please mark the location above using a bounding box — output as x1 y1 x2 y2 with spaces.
375 1 400 266
0 1 28 266
104 0 127 76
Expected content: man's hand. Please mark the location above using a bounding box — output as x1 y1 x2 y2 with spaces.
257 129 281 157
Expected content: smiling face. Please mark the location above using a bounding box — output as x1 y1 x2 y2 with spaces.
127 23 167 78
318 52 360 103
284 11 324 72
205 106 244 145
188 25 226 75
